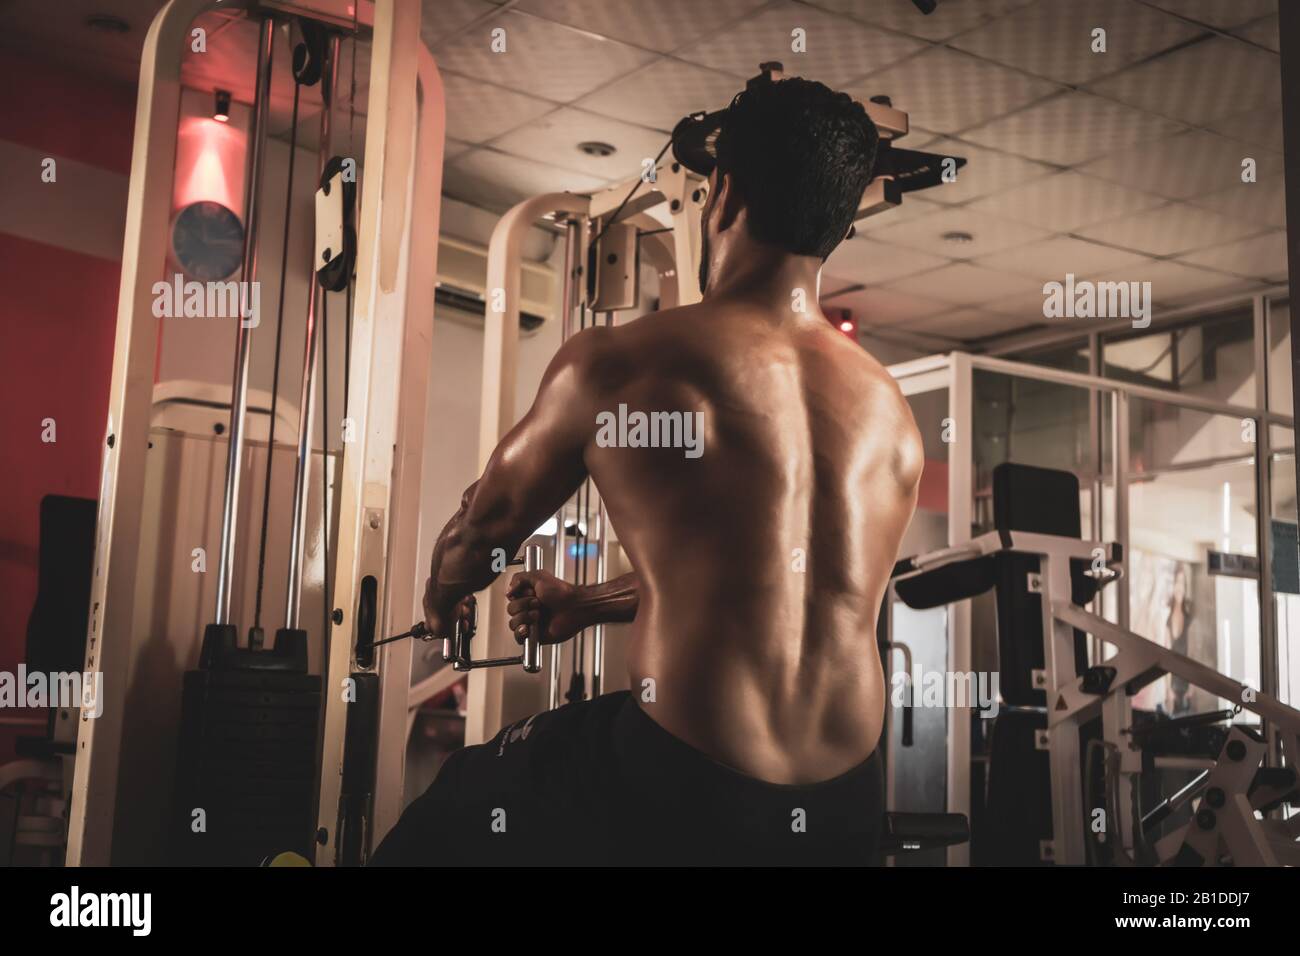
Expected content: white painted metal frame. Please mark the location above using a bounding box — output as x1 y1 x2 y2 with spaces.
67 0 235 867
315 0 443 864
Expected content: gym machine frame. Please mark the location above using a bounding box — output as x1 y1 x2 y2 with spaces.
66 0 446 866
892 527 1300 865
884 338 1297 865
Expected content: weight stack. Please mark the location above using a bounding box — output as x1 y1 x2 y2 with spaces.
171 624 321 865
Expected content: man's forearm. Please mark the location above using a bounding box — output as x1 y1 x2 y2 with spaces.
426 482 515 616
573 572 640 629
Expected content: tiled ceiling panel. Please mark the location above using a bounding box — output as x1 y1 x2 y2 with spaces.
1189 180 1286 230
965 171 1164 232
1139 0 1278 30
575 59 744 133
811 0 1037 42
1086 36 1282 126
515 0 768 53
490 107 670 181
1078 129 1269 202
824 235 954 285
971 235 1151 282
675 1 926 85
421 0 498 47
1100 258 1266 306
433 10 657 103
866 206 1052 259
1179 231 1289 281
847 47 1061 135
1234 15 1280 53
962 91 1184 166
1073 202 1265 257
883 261 1043 307
445 148 608 211
907 136 1057 205
821 285 954 324
1208 108 1285 155
440 70 557 143
949 0 1202 85
913 308 1036 339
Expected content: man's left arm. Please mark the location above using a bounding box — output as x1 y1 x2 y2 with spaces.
422 331 600 636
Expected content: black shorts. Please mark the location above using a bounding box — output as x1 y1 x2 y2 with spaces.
371 690 883 866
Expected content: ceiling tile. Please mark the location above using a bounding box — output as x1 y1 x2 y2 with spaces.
866 206 1052 258
1179 231 1289 281
1233 15 1280 53
444 148 608 210
820 285 953 323
950 0 1202 85
443 138 474 162
912 308 1035 339
965 170 1164 232
433 9 657 103
515 0 768 53
490 107 671 181
883 261 1043 306
811 0 1037 42
847 47 1061 136
1140 0 1277 29
1207 108 1285 155
1074 201 1265 257
420 0 498 47
1086 36 1282 126
971 235 1151 282
440 71 557 143
824 235 953 284
575 59 743 133
907 135 1056 205
675 1 926 85
1188 180 1286 230
962 91 1184 166
1091 259 1267 306
1078 128 1268 201
854 195 945 232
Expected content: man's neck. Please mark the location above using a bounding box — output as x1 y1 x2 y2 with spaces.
705 244 823 309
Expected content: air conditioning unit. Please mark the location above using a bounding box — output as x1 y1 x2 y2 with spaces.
435 235 554 334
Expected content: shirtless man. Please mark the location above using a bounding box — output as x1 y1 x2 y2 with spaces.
372 76 923 866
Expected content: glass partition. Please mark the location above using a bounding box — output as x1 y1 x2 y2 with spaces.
1126 398 1260 717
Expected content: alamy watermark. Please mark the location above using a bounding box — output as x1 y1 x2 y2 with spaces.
892 669 999 718
152 273 260 328
595 404 704 459
0 665 103 718
1043 273 1151 329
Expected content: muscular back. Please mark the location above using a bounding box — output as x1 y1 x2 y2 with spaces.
581 302 923 784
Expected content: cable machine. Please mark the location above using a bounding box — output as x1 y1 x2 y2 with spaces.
66 0 445 867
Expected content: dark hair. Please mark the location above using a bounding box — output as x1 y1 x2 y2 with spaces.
715 77 879 260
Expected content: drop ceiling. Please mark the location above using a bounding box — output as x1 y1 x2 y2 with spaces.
428 0 1287 349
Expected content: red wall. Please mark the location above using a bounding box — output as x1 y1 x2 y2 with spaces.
0 52 135 760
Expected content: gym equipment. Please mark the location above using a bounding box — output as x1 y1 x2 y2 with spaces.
67 0 447 867
891 462 1300 866
883 347 1295 865
376 545 545 674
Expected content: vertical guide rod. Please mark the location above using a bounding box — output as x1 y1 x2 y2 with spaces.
286 35 341 629
591 308 614 697
549 219 582 711
214 17 276 625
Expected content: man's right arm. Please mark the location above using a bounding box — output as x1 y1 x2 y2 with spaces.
506 570 640 643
